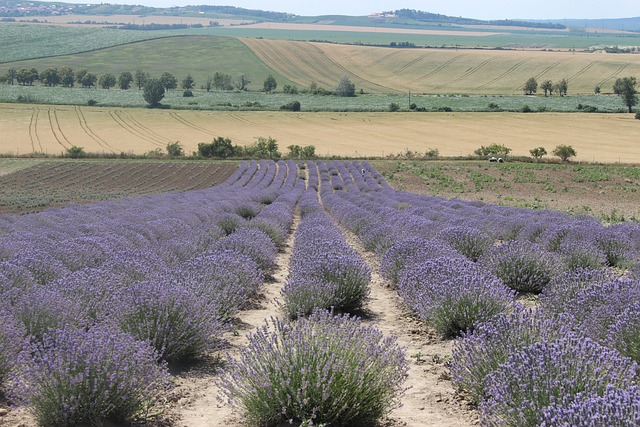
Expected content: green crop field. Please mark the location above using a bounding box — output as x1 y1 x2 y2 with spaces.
0 23 183 63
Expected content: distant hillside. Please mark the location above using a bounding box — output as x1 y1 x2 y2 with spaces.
1 1 565 30
536 17 640 32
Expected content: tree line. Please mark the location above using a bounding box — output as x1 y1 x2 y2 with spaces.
523 75 638 113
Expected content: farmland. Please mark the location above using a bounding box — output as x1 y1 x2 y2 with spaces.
2 7 640 426
0 160 236 214
4 31 640 95
2 103 639 163
1 160 639 426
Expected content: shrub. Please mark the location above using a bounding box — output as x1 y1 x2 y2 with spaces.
216 212 244 235
480 336 637 427
398 257 516 337
541 385 640 427
176 249 264 321
0 309 25 386
592 228 634 268
481 241 563 293
114 280 226 363
389 102 400 112
380 238 462 285
437 226 494 262
552 144 577 162
609 305 640 363
214 228 278 272
557 238 606 271
451 308 567 404
87 99 97 106
220 309 408 426
280 100 301 111
9 326 170 427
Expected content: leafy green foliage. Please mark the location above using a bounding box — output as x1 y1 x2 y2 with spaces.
143 78 165 107
552 144 577 162
335 76 356 97
474 143 512 158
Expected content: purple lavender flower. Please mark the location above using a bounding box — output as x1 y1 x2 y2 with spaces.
9 325 170 426
481 241 564 294
540 385 640 427
220 309 408 426
436 226 494 262
398 257 516 337
480 336 637 427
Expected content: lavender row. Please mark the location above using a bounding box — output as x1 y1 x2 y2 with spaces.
0 159 303 425
281 178 371 319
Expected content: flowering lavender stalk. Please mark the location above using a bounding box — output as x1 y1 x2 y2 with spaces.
540 385 640 427
220 309 408 426
451 308 567 404
113 279 226 363
0 309 26 386
481 241 563 294
214 228 278 273
480 336 637 427
9 325 170 427
437 226 494 262
398 257 516 337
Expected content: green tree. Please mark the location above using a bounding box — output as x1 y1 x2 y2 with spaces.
198 137 237 158
66 146 85 158
594 85 601 95
556 78 568 96
182 74 195 90
16 68 38 85
614 77 638 113
166 141 184 157
40 68 60 87
389 102 400 112
474 143 512 158
530 147 547 160
202 75 213 92
335 76 356 97
159 72 177 90
118 71 133 90
524 77 538 95
80 72 97 88
287 144 316 159
60 67 75 87
540 80 553 96
99 73 116 89
143 78 165 108
247 136 280 159
75 69 88 85
134 70 149 89
235 74 250 91
552 144 577 162
213 72 233 90
263 75 277 93
5 68 17 85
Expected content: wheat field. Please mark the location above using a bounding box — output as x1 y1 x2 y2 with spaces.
2 103 638 163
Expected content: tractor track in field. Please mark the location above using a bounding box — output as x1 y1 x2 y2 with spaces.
596 62 631 89
566 60 600 83
416 55 465 83
108 110 165 147
28 108 42 152
433 56 497 90
169 112 217 137
47 108 70 150
74 106 115 153
475 58 529 90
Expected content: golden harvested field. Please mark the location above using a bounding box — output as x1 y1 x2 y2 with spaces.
2 103 639 163
240 39 640 94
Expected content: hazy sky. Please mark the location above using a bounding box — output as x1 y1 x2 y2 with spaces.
87 0 638 20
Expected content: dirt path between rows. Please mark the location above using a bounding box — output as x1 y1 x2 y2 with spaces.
340 229 479 427
168 211 299 427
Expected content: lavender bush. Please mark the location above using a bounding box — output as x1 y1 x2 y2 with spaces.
113 280 226 363
480 336 637 427
540 385 640 427
481 241 563 293
214 228 278 272
451 308 567 404
557 238 606 271
0 309 25 386
9 325 170 427
437 226 494 262
398 257 516 337
379 238 462 285
220 309 408 426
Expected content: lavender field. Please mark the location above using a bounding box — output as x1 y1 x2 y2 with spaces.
1 159 639 426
